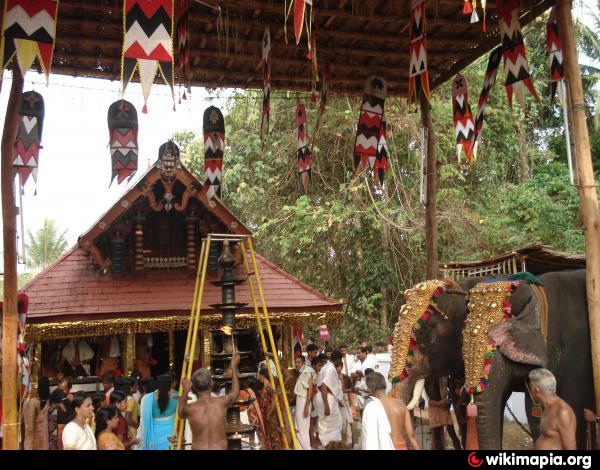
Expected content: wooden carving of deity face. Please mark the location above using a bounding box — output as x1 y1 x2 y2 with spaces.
158 141 181 183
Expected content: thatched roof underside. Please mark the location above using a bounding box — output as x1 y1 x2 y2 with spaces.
48 0 554 95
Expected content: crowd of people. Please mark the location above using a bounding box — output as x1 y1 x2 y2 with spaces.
20 338 576 451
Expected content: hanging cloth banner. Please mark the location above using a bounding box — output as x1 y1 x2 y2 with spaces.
373 116 389 186
122 0 175 112
472 46 502 160
497 0 539 107
203 106 225 199
296 103 313 193
261 27 271 144
546 6 564 103
353 76 387 174
175 0 190 90
407 0 430 107
0 0 59 80
452 73 475 164
13 90 44 190
107 99 139 185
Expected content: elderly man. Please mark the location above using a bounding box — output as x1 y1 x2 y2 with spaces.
528 368 576 450
178 351 240 450
294 355 316 450
362 372 419 450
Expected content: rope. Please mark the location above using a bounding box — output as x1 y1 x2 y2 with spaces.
505 403 533 437
530 285 549 344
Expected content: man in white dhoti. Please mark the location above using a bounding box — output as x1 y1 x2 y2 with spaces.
293 355 316 450
315 351 344 449
362 372 420 450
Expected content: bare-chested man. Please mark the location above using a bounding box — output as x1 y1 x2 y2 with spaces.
362 372 420 450
178 351 240 450
528 368 576 450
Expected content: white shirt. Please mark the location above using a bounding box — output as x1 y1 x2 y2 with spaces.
341 353 355 376
362 397 394 450
62 421 97 450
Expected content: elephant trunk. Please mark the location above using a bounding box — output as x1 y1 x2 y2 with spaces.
474 350 511 449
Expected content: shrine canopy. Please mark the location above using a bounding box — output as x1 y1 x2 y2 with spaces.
48 0 554 96
21 162 343 341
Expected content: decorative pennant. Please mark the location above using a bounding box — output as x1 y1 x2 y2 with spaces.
14 90 44 189
175 0 190 90
108 99 139 185
313 61 330 140
452 73 475 164
1 0 59 80
122 0 175 112
296 103 313 193
497 0 539 107
407 0 431 107
261 27 271 144
546 7 564 103
203 106 225 199
353 76 387 174
373 116 389 186
472 47 502 160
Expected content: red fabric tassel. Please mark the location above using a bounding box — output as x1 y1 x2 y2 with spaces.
142 104 148 114
463 0 473 14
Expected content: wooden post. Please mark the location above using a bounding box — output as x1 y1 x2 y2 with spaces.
419 92 438 279
556 0 600 415
1 67 24 450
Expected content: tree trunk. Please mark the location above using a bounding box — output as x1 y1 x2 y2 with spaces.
517 124 531 181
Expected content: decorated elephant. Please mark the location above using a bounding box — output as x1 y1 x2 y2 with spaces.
390 270 594 449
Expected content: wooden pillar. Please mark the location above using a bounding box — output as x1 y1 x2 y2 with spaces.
168 330 175 371
556 0 600 415
133 213 144 273
1 67 23 450
122 333 135 376
420 92 438 278
29 342 42 393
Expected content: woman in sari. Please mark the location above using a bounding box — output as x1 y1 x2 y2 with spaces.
138 374 177 450
242 378 266 449
257 369 283 450
96 406 125 450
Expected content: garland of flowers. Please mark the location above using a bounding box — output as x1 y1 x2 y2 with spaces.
390 281 448 384
463 280 519 395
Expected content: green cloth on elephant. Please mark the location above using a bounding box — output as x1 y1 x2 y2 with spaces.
485 271 543 286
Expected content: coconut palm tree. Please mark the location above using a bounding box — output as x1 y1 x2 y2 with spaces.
25 218 68 268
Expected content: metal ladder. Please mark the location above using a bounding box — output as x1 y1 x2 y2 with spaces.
171 234 298 450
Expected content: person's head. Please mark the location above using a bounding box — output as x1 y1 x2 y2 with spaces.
71 394 94 421
129 373 140 394
139 378 156 395
366 372 387 395
294 355 306 371
366 345 374 354
109 389 128 413
49 389 66 408
357 346 368 362
101 374 114 392
114 377 132 395
190 368 212 395
335 362 343 375
306 344 319 359
528 368 557 402
38 377 50 404
330 350 343 367
339 344 348 355
258 368 271 385
58 377 72 394
92 392 105 412
168 370 178 390
324 346 333 359
156 373 172 414
364 368 375 377
360 341 368 348
95 405 119 438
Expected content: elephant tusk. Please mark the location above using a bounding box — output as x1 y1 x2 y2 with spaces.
406 378 425 410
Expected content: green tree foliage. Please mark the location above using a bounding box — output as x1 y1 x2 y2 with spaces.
173 15 598 346
25 218 68 268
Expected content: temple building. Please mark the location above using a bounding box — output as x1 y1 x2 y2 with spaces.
22 142 343 388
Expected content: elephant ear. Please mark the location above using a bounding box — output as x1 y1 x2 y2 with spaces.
488 284 548 367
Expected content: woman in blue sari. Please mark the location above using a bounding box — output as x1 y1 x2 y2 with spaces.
139 374 177 450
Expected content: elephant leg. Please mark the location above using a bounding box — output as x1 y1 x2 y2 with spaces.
475 351 511 450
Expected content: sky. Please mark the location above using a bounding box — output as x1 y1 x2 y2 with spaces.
0 0 597 269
